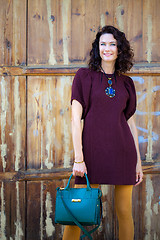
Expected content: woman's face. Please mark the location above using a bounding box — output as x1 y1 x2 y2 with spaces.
99 33 118 65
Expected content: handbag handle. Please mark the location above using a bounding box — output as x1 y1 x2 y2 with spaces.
65 173 91 191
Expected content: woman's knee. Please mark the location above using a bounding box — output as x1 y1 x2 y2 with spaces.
116 203 132 219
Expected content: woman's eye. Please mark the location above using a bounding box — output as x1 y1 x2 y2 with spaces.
110 43 116 46
100 43 105 46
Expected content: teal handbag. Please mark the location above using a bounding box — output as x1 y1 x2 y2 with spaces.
55 173 102 240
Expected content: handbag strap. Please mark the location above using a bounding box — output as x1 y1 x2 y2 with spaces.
60 190 103 240
60 190 92 239
65 173 91 191
80 197 103 239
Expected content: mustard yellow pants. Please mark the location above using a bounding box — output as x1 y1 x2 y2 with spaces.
62 184 134 240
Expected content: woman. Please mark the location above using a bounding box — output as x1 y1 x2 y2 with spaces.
63 25 143 240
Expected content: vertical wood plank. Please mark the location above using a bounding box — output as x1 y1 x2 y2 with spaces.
71 0 86 62
132 183 144 240
28 0 51 64
133 75 148 161
114 0 143 62
141 175 160 239
46 0 57 65
143 0 160 63
151 76 160 161
101 185 117 239
0 181 25 239
85 0 101 58
56 0 64 63
0 0 26 66
99 0 114 27
55 0 72 65
0 76 26 172
61 0 71 65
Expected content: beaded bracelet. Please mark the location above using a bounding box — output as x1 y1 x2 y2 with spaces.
74 161 84 164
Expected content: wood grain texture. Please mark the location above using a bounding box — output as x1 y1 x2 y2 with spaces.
0 76 26 172
114 0 143 62
0 181 25 239
0 163 159 182
0 0 160 67
27 0 160 66
28 0 57 65
143 0 160 63
27 76 73 170
0 0 26 66
134 76 160 162
1 64 160 76
99 0 114 27
71 0 85 62
26 180 75 240
133 174 160 240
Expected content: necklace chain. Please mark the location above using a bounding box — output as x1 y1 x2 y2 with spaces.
101 67 116 98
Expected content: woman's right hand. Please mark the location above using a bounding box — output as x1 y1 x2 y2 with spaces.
73 161 87 177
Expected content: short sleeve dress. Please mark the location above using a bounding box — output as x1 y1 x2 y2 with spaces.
71 68 137 185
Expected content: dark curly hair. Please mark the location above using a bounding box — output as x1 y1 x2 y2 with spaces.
88 25 134 73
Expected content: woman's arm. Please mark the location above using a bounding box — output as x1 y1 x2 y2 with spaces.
71 100 87 177
127 116 143 185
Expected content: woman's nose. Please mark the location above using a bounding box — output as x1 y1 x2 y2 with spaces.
104 44 110 51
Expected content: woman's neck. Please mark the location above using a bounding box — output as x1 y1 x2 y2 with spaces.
101 62 115 74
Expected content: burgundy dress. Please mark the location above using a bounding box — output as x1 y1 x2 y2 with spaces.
71 68 137 185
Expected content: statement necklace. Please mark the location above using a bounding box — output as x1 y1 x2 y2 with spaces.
101 67 116 98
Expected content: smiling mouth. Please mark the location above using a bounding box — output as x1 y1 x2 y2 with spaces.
104 53 112 56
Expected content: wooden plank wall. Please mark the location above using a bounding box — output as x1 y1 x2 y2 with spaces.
0 0 160 239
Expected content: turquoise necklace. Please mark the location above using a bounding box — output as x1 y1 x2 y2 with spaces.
101 67 116 98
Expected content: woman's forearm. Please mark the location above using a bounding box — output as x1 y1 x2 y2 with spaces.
72 118 83 161
71 100 84 161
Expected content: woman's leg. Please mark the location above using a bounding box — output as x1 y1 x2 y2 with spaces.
62 184 99 240
62 225 81 240
115 185 134 240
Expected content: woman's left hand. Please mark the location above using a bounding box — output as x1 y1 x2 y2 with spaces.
135 160 143 186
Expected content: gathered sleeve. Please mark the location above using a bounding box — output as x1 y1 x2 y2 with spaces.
124 76 137 121
71 68 92 119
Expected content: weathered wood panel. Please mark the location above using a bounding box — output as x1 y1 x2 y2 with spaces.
143 0 160 63
26 179 74 240
133 76 160 162
132 174 160 240
27 76 73 170
0 76 26 172
0 0 26 66
27 0 160 66
1 64 160 77
28 0 58 65
71 0 86 62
